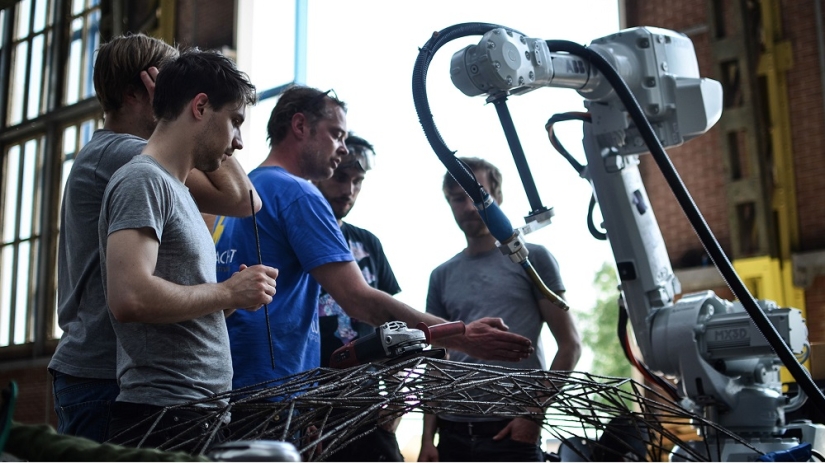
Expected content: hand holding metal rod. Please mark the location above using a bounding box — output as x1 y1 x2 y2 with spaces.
250 190 276 370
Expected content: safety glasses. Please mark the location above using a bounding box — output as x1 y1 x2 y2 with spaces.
339 144 375 172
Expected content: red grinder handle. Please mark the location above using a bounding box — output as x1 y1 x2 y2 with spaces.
416 321 465 344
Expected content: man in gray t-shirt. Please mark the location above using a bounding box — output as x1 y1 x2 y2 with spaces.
100 154 233 406
99 50 277 452
419 157 582 463
48 34 263 444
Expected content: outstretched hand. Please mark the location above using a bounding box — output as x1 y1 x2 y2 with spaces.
458 317 534 362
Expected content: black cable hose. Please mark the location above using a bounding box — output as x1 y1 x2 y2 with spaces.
618 303 680 400
544 113 605 239
545 113 589 175
412 23 524 204
587 194 608 241
543 39 825 415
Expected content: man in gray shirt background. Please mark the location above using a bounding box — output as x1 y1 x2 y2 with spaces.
419 157 582 462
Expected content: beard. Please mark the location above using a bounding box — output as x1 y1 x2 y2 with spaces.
193 142 223 172
140 113 158 140
456 215 490 238
330 200 352 220
299 141 333 181
192 120 225 173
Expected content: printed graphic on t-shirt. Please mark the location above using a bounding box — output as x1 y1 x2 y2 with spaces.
318 239 374 344
349 240 376 283
318 293 357 344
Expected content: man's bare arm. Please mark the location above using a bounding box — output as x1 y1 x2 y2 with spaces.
106 228 277 323
311 261 533 362
538 295 582 371
310 261 442 327
186 157 262 217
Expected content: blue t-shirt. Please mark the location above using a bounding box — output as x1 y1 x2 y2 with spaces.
213 166 353 394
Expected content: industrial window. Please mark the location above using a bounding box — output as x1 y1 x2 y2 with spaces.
0 0 102 357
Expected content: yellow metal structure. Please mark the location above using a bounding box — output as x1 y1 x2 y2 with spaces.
733 0 807 381
148 0 176 45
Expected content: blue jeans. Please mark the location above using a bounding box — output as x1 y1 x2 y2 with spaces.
437 420 544 462
50 369 119 443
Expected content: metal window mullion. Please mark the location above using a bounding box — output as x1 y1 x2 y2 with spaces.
34 131 56 354
0 7 16 347
34 0 69 349
46 0 66 112
79 11 89 100
35 27 50 116
0 8 15 130
21 138 44 347
19 0 40 122
0 97 98 143
24 235 36 344
6 140 26 346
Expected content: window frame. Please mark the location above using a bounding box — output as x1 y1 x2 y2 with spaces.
0 0 104 360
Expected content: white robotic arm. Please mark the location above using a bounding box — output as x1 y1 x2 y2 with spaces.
438 25 819 458
450 27 722 151
450 27 724 362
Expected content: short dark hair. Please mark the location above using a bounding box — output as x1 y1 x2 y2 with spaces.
443 157 503 202
93 33 178 113
266 86 347 147
152 48 257 121
345 132 374 153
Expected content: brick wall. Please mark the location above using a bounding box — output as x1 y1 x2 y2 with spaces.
629 2 732 268
175 0 235 51
625 0 825 342
781 0 825 253
807 276 825 343
780 1 825 342
0 363 57 426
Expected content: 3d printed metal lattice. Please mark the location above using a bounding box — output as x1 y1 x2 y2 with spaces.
109 356 763 461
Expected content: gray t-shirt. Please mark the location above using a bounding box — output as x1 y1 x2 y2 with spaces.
426 243 565 370
426 244 564 422
99 155 231 406
50 130 146 379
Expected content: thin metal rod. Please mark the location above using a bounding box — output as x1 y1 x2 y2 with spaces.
250 190 275 370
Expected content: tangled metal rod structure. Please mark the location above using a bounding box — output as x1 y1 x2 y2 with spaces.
108 356 765 461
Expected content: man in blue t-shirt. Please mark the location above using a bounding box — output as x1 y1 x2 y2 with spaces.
213 86 536 397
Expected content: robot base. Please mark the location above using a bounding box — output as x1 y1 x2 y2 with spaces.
670 421 825 462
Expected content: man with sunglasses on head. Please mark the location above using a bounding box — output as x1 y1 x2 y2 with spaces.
313 133 397 369
211 86 535 409
312 133 404 461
